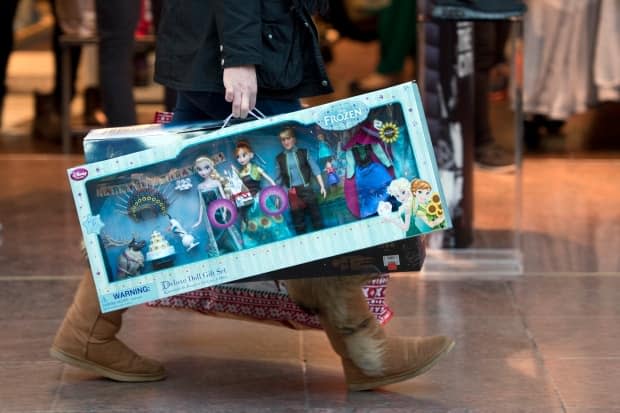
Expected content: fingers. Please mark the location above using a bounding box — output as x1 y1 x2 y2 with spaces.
228 89 254 119
248 90 256 116
223 65 257 119
230 89 242 117
240 92 251 119
225 88 234 104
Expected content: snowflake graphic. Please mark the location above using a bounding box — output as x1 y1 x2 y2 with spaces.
83 215 105 235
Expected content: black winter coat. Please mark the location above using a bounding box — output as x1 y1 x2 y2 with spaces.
154 0 333 99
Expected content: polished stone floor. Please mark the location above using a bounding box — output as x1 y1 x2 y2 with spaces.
2 155 620 412
1 32 620 413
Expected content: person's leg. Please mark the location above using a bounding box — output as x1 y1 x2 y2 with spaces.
32 0 83 141
473 21 515 170
0 0 21 127
52 25 163 372
51 0 81 105
255 98 302 117
494 20 511 67
95 0 140 126
50 270 166 381
350 0 417 94
473 21 497 149
286 275 454 391
376 0 417 75
171 91 223 123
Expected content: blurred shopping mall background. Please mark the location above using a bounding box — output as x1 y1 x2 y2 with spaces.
1 1 620 412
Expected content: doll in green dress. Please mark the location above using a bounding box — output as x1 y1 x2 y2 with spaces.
234 141 293 247
410 178 446 232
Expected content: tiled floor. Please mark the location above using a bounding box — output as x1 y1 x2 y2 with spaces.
1 34 620 413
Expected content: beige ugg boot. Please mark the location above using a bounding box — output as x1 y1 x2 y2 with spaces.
286 275 454 391
50 273 166 382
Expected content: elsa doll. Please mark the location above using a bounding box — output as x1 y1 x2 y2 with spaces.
381 177 418 237
192 155 243 255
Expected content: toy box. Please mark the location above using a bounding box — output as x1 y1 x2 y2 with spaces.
82 114 426 280
69 82 450 312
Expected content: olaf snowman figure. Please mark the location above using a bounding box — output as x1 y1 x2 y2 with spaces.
167 215 200 251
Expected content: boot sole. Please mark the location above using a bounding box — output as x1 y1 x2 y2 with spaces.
49 346 167 382
347 339 455 391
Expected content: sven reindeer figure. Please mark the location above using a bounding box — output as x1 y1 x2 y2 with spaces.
102 234 147 280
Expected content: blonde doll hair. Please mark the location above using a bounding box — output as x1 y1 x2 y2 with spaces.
194 155 231 197
387 177 413 214
279 126 296 140
386 177 411 197
194 155 215 174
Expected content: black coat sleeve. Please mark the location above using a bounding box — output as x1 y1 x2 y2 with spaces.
213 0 262 68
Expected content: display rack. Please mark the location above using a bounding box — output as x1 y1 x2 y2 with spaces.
416 9 524 276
